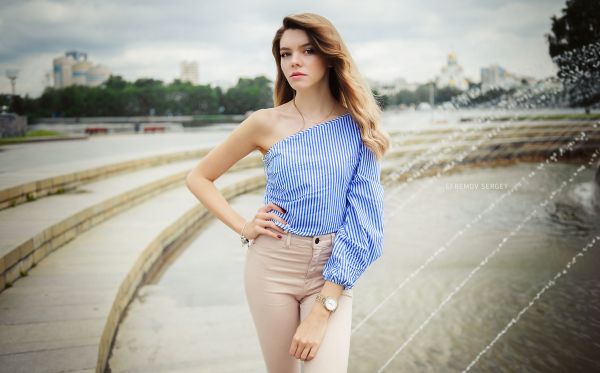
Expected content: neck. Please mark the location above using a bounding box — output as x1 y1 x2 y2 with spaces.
292 81 338 119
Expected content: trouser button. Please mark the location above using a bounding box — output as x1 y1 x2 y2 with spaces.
315 237 320 244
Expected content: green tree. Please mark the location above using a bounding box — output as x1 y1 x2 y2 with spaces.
12 74 276 119
546 0 600 106
222 76 273 114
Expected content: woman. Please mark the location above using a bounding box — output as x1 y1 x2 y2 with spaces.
185 12 390 373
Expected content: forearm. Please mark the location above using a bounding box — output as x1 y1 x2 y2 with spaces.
185 172 246 236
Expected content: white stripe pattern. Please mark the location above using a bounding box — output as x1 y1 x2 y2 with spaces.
262 112 385 290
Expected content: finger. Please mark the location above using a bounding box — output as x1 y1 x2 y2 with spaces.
289 340 299 357
269 221 286 233
273 203 286 214
258 226 281 240
300 345 312 361
267 202 286 214
267 212 288 225
256 212 287 228
294 340 307 359
307 345 319 361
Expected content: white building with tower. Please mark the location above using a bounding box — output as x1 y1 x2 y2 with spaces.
435 52 469 91
53 51 111 89
180 61 199 84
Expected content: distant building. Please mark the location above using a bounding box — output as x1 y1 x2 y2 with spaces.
52 51 111 88
480 64 536 92
368 77 419 95
435 52 469 91
180 61 199 84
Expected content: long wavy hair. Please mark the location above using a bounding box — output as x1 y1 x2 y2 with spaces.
271 13 391 160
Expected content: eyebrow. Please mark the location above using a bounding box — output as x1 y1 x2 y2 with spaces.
280 42 313 51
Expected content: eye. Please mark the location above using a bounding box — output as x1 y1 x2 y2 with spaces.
305 48 315 54
280 52 289 58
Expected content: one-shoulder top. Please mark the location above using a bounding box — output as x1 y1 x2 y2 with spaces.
261 112 384 290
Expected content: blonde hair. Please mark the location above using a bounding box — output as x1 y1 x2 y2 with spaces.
271 12 391 160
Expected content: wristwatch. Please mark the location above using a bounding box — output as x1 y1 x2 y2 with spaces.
315 293 338 313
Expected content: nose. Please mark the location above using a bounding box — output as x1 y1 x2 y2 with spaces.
290 51 302 67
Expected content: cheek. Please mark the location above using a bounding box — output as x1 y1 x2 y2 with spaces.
311 62 328 77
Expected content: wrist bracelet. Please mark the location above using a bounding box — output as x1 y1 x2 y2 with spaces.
240 221 250 246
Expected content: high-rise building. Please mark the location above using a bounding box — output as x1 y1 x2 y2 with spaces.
52 51 111 89
435 52 469 91
180 61 199 84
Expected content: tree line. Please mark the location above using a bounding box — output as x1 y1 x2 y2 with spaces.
1 74 467 121
1 75 273 121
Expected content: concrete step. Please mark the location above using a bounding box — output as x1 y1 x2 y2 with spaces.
0 166 265 373
0 145 213 211
0 151 262 293
394 125 600 146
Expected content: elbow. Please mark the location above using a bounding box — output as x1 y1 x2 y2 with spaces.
186 170 214 194
185 170 204 190
185 171 194 190
369 231 384 262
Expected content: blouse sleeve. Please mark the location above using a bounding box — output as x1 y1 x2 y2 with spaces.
322 140 385 290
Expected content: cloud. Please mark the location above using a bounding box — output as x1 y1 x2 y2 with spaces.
0 0 567 97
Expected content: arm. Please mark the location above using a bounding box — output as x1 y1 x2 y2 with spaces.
185 109 265 236
321 140 385 293
290 142 385 360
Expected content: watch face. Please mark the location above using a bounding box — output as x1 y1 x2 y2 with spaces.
324 298 337 311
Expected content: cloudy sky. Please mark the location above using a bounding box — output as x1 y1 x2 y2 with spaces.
0 0 567 97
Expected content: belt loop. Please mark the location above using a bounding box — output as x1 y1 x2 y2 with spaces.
286 231 291 248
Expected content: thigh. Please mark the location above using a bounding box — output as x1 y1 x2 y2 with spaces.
300 292 353 373
244 234 301 373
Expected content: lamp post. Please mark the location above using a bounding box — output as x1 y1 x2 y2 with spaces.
5 69 18 96
5 69 19 111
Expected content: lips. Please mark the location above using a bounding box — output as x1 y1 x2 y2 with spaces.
291 72 306 77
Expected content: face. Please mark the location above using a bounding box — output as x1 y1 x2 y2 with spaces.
279 28 329 90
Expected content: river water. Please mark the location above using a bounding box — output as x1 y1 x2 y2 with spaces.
352 162 599 372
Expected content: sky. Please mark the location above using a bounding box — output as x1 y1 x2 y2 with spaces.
0 0 567 98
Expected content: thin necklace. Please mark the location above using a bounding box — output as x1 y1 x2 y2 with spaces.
293 96 336 132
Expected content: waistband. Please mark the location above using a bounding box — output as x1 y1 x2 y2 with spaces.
264 228 336 244
285 231 336 242
284 228 335 245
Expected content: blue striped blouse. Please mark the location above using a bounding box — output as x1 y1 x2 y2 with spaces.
262 112 385 290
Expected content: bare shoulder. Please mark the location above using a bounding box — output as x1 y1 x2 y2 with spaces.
239 108 266 133
252 105 296 154
250 105 291 130
243 107 287 134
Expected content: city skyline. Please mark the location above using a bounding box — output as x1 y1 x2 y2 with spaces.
1 0 566 97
